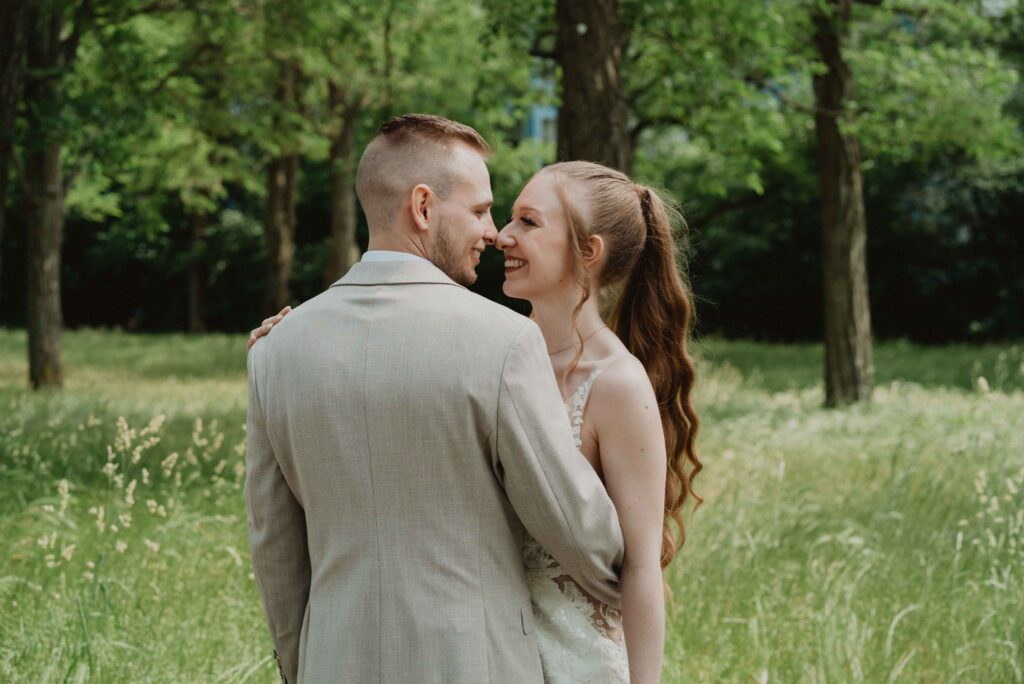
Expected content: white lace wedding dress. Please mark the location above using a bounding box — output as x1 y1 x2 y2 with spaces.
522 366 630 683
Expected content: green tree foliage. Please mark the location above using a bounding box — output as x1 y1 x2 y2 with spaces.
626 0 1021 349
0 0 1019 350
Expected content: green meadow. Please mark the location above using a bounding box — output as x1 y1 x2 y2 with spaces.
1 329 1021 682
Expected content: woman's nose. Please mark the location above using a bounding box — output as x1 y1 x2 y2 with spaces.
495 228 515 251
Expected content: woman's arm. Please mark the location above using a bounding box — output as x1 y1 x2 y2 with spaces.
587 357 668 684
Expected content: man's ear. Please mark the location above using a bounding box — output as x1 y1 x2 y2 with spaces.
410 184 434 232
583 234 605 268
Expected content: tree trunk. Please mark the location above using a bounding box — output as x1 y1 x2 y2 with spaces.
24 6 66 389
24 141 63 389
0 1 28 308
813 0 873 407
264 153 298 312
264 63 299 313
187 211 207 333
324 83 360 286
554 0 630 171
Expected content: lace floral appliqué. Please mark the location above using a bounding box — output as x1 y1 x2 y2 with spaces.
522 367 629 683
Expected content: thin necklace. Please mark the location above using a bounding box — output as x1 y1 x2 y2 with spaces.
547 326 607 356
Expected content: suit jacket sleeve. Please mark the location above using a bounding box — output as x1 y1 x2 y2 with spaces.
244 343 311 684
495 321 625 608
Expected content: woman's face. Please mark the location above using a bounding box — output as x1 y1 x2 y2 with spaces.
496 171 577 301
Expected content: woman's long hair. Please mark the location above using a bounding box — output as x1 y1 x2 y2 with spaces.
546 161 703 571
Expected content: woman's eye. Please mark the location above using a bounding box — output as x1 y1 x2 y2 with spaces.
506 214 537 227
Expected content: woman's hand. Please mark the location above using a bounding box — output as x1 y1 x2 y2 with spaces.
247 306 292 350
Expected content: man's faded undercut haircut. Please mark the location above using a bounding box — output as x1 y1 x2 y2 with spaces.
356 114 491 230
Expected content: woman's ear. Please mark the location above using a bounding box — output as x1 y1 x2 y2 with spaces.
583 234 605 267
410 184 434 231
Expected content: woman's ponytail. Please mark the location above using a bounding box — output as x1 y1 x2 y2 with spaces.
612 186 703 570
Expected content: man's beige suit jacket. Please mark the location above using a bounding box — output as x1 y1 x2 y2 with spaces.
245 259 625 683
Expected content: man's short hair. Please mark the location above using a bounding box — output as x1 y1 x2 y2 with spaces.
376 114 490 155
356 114 491 230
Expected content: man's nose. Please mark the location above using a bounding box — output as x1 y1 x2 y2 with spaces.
482 221 498 245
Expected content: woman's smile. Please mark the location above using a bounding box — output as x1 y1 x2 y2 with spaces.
504 257 528 274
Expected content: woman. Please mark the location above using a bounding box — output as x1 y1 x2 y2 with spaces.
497 161 701 683
249 161 702 683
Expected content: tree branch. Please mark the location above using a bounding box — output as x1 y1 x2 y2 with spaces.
744 74 841 118
857 0 933 19
62 0 95 65
92 0 182 24
63 0 185 66
630 113 686 139
688 189 774 228
627 73 660 107
146 41 216 98
889 5 934 19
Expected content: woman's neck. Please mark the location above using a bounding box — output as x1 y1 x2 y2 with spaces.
530 290 606 356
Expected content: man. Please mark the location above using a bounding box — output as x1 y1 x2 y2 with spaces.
245 114 623 683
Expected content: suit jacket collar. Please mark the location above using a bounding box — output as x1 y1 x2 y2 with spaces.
329 260 464 289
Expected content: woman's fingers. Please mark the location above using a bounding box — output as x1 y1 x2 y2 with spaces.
262 306 292 328
247 323 273 350
247 306 292 351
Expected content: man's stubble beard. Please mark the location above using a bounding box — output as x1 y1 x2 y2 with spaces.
432 212 476 286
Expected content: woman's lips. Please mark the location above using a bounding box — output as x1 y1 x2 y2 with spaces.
504 258 527 273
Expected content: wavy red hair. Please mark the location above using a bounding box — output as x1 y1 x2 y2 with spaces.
544 161 703 573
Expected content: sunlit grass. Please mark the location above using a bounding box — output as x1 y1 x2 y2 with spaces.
1 328 1021 682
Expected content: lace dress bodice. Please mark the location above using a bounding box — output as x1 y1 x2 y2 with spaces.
522 366 629 683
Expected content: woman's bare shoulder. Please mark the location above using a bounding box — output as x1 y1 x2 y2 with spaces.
588 353 658 423
588 354 666 495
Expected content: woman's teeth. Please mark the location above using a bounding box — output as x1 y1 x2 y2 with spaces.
505 259 527 270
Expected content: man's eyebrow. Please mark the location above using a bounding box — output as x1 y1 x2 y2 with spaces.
473 200 494 210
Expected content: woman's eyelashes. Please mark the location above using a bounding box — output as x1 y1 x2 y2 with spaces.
507 214 538 227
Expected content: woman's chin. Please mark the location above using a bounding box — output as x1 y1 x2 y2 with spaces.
502 281 529 301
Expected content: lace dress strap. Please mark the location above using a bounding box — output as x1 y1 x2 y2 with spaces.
566 366 607 451
529 361 630 680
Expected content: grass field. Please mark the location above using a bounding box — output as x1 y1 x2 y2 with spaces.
1 328 1021 682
